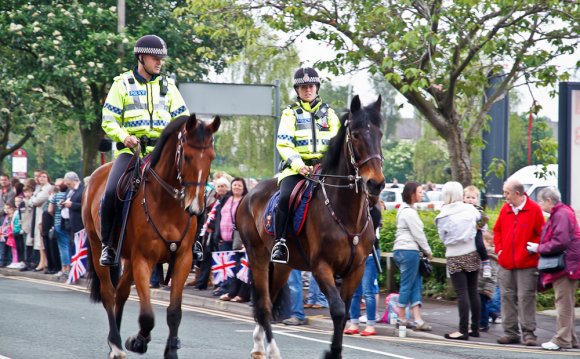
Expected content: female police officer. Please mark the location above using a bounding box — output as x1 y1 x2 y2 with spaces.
99 35 189 266
271 67 340 263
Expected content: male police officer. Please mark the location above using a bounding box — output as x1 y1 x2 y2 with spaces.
99 35 189 266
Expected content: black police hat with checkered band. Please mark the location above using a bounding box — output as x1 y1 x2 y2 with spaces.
134 35 168 59
293 67 321 90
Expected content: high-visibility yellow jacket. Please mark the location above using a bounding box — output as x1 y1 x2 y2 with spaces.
276 98 340 182
101 69 189 156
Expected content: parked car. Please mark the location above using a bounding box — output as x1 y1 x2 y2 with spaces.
416 190 444 211
379 188 403 210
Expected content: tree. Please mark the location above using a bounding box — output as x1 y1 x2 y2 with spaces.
509 113 556 175
1 0 258 176
210 33 300 178
256 0 580 185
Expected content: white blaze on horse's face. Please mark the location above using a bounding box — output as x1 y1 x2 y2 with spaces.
186 169 204 215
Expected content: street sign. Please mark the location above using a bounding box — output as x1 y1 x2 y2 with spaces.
12 148 28 179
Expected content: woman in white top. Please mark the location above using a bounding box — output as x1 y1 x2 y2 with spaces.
435 181 481 340
393 182 433 331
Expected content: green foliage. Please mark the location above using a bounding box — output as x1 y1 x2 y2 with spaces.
413 138 450 184
508 113 557 175
381 141 415 183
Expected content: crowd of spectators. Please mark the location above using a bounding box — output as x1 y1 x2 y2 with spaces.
0 170 85 279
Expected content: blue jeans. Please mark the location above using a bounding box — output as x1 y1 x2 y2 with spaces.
55 224 71 266
393 250 422 308
480 294 490 328
350 251 380 325
307 273 328 307
487 285 501 315
0 241 8 266
288 269 305 320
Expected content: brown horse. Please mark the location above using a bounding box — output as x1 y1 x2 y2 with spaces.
82 114 220 359
236 95 385 359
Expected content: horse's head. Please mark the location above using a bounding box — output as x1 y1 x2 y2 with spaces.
344 95 385 196
178 114 221 216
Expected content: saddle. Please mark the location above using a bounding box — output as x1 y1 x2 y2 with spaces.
264 166 320 237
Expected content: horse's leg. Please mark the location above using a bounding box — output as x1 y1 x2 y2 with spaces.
265 264 292 359
89 234 127 359
163 252 192 359
314 263 364 359
114 260 133 331
124 258 154 354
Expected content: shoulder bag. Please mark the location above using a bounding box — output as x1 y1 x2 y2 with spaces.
538 252 565 273
418 253 433 277
231 199 243 251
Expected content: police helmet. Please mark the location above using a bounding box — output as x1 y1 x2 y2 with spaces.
133 35 168 59
293 67 321 91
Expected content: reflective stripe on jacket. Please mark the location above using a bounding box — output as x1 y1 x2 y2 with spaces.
101 69 190 156
276 99 340 182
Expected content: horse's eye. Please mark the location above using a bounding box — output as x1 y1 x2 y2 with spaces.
184 155 192 164
351 131 361 141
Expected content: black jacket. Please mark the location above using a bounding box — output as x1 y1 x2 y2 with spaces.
69 182 85 235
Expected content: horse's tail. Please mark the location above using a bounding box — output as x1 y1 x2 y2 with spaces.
87 240 121 303
87 240 102 303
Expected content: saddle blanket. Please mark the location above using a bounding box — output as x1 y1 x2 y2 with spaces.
264 180 314 237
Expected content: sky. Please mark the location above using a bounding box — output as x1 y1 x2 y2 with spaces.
293 36 580 122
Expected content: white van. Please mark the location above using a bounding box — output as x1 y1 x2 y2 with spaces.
507 164 558 202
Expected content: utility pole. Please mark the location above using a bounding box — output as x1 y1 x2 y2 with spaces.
117 0 125 56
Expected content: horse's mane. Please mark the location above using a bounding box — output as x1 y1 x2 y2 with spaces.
149 116 188 168
321 104 382 170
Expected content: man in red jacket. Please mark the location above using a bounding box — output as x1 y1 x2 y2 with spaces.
493 179 545 346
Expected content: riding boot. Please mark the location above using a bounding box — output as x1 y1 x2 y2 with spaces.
271 207 289 264
99 207 117 267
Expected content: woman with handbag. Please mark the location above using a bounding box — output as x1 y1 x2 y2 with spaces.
526 187 580 350
393 182 433 332
435 181 482 340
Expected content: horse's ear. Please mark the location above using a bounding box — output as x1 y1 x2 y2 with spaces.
373 95 382 112
350 95 361 113
186 113 198 132
208 116 221 134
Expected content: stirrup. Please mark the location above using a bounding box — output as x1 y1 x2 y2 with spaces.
271 239 289 264
193 241 204 261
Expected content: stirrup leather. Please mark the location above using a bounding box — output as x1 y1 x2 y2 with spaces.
271 239 289 264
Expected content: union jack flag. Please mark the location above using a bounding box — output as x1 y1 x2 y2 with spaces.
236 253 250 284
211 251 236 285
67 229 88 284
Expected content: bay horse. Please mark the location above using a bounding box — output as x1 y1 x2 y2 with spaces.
236 95 385 359
82 114 220 359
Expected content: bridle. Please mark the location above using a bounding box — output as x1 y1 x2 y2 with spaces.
307 112 383 193
145 128 213 209
140 127 213 276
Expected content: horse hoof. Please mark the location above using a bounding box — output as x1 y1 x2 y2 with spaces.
322 350 341 359
125 333 151 354
108 351 126 359
251 352 266 359
164 336 181 359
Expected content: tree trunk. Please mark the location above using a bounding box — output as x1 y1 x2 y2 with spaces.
444 120 473 187
80 120 105 178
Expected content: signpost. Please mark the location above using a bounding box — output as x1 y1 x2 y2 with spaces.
12 148 28 179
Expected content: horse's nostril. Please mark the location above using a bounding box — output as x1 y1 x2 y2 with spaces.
367 180 384 196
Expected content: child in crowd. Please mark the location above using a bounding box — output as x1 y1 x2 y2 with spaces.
463 186 491 278
2 203 17 268
477 230 498 331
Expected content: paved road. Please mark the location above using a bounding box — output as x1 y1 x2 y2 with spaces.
0 275 574 359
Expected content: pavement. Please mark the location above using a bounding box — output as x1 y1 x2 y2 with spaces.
2 266 580 353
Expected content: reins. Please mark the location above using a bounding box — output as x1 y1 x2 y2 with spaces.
138 126 211 285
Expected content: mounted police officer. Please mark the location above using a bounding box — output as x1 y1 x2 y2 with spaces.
99 35 189 266
270 67 341 264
